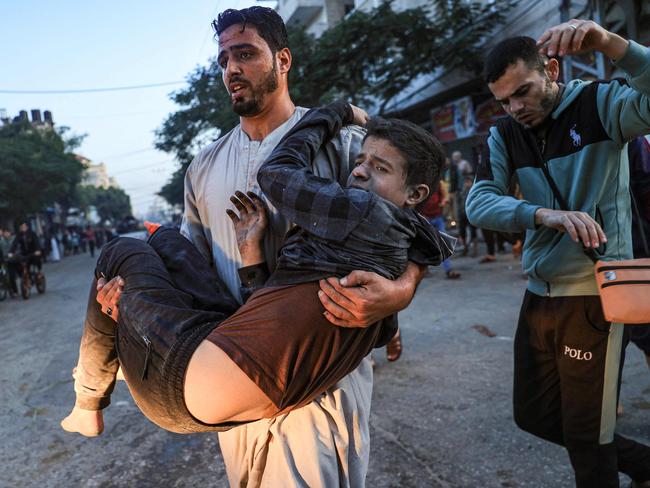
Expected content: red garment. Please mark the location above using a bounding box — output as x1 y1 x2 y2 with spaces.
420 187 444 219
86 229 96 241
206 282 382 411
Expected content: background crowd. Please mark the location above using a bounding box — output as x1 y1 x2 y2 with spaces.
0 223 118 298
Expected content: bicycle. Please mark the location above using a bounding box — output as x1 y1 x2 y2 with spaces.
11 254 46 300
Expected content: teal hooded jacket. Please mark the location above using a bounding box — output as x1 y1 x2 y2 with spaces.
466 41 650 297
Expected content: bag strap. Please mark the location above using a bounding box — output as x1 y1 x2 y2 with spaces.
538 162 599 264
630 187 650 256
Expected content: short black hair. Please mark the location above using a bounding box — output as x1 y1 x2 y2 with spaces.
364 117 445 193
212 7 289 55
484 36 548 84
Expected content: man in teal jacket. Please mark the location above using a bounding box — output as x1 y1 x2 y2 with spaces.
467 19 650 488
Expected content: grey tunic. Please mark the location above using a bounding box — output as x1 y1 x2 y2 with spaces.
181 106 364 302
180 107 373 487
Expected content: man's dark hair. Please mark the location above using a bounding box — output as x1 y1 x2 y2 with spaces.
484 36 548 84
364 117 445 193
212 7 289 55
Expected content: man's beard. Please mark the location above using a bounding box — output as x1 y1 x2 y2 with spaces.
527 77 556 128
232 61 279 117
539 77 556 115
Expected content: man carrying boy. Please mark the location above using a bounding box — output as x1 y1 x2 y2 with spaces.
77 7 428 486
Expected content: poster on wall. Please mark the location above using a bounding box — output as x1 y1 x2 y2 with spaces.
431 104 456 142
474 98 506 134
453 96 477 139
431 96 478 142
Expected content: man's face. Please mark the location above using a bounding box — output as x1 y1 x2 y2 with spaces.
347 137 412 207
217 24 280 117
488 59 557 129
19 223 28 233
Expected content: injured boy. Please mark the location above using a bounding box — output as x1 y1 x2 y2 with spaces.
61 100 454 436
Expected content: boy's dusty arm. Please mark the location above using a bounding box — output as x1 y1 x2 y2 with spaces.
226 191 270 301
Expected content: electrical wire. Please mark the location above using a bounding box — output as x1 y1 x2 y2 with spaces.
110 160 175 176
0 81 184 95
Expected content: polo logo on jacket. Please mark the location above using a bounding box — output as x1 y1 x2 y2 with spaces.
570 124 582 147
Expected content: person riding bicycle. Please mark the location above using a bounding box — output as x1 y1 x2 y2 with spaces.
8 222 43 280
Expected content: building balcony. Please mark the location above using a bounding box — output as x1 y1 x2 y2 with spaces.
277 0 324 27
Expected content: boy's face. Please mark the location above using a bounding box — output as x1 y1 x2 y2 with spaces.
347 136 419 208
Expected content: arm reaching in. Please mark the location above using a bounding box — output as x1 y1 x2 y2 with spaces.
537 19 628 60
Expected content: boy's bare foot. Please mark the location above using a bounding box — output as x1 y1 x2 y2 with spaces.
61 406 104 437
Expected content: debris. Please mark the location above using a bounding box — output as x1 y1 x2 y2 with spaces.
471 324 497 338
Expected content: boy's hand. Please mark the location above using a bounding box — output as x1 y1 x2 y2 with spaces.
96 276 123 322
226 191 268 266
349 104 370 126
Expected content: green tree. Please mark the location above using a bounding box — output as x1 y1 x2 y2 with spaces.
76 186 132 223
155 0 514 206
310 0 516 111
0 121 85 223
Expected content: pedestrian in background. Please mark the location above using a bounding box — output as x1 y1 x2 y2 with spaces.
457 175 478 257
0 228 17 295
420 184 461 279
70 230 80 255
50 232 61 262
85 226 96 258
0 228 13 261
451 150 474 178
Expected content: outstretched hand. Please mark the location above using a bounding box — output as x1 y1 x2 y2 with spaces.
226 191 268 266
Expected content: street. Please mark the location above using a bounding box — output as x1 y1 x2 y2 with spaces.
0 250 648 487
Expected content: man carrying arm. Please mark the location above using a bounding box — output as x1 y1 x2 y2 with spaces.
467 20 650 487
93 7 424 486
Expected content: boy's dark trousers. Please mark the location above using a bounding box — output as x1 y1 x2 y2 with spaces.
73 228 240 432
514 291 650 487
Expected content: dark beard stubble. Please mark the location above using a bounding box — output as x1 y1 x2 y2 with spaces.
232 60 279 117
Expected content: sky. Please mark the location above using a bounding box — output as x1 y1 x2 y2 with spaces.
0 0 268 216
